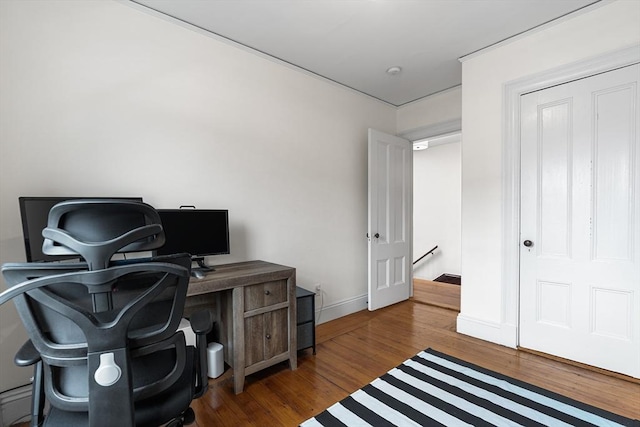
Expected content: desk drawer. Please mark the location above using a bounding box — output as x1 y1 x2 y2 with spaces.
244 280 287 311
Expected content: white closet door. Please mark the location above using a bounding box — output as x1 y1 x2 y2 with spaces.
520 64 640 378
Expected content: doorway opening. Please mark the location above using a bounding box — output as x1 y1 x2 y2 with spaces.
410 131 462 309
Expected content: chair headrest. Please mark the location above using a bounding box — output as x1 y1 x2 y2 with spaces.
42 199 165 270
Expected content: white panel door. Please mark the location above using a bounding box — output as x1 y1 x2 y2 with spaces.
368 129 412 311
520 64 640 378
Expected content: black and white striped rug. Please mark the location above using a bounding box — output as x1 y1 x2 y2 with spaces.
301 348 639 427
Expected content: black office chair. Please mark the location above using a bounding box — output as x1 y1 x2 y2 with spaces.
0 200 211 427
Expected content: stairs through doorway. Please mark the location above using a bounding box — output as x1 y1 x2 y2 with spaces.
433 273 461 286
412 277 461 311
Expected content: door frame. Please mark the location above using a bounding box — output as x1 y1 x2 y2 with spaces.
501 44 640 347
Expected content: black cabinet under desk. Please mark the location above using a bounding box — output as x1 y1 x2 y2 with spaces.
296 286 316 354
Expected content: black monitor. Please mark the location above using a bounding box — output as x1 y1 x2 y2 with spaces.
18 196 143 262
155 209 230 271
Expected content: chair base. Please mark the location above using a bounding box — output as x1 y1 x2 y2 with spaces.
42 407 196 427
166 408 195 427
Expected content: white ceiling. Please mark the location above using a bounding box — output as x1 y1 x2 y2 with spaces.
131 0 600 106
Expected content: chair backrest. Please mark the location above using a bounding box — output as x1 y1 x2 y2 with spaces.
41 199 167 312
1 255 192 426
0 200 195 427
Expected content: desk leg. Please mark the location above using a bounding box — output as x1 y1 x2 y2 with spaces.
232 287 245 394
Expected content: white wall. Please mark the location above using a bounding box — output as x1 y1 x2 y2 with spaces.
397 87 462 281
458 0 640 345
0 0 396 393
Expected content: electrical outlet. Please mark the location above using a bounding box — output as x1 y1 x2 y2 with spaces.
314 284 322 295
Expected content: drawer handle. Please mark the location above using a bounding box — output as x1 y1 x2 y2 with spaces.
265 334 271 340
265 290 271 296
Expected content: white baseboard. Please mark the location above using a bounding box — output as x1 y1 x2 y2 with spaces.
456 313 517 348
0 384 31 427
315 293 368 325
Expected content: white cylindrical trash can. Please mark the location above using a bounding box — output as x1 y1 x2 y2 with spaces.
207 342 224 378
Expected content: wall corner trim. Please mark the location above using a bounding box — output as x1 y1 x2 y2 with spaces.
456 313 517 348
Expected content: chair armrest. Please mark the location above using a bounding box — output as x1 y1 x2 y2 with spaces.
189 310 213 335
14 340 40 367
189 310 213 398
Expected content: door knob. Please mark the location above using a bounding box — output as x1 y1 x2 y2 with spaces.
374 233 380 239
523 240 533 247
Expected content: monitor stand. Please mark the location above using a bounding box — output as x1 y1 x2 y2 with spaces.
193 257 214 272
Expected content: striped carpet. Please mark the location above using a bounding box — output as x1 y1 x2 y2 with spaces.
301 348 639 427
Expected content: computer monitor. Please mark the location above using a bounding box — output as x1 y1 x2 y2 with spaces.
18 196 143 262
155 209 230 270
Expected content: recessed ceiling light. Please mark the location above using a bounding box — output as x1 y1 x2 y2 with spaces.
386 66 402 75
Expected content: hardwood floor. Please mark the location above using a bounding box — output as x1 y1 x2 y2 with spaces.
13 294 639 426
190 299 640 426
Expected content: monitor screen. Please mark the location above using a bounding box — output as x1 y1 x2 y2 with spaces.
19 196 143 262
155 209 230 259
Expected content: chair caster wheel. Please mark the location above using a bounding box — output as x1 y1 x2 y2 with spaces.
167 407 196 426
183 407 195 425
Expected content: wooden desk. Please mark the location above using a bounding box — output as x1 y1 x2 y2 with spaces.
184 260 297 394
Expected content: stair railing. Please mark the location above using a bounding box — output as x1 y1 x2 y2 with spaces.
413 245 438 265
